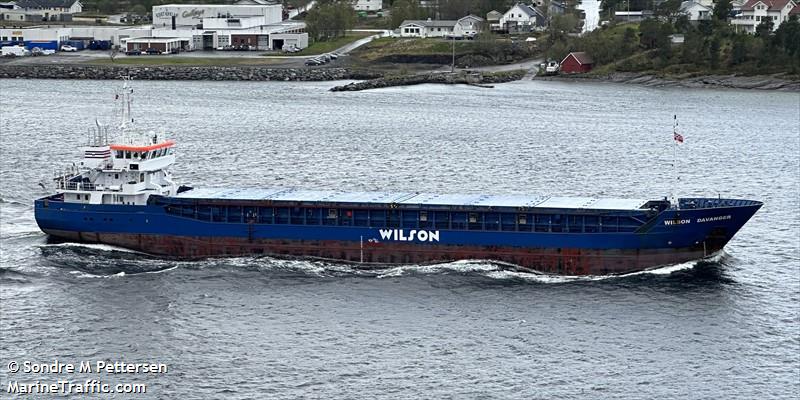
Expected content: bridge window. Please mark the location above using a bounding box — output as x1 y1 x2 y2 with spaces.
116 150 123 158
125 151 131 159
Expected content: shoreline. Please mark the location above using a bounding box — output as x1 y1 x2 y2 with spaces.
0 64 382 81
1 63 798 91
533 72 800 91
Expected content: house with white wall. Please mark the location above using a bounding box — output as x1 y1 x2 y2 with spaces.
453 15 484 36
500 3 544 32
354 0 382 11
15 0 81 14
730 0 798 33
680 1 712 21
399 15 484 38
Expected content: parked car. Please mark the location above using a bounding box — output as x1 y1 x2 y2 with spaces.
125 49 142 56
60 44 78 52
31 47 44 56
282 44 300 53
327 52 339 60
304 58 322 66
145 48 162 55
544 61 560 75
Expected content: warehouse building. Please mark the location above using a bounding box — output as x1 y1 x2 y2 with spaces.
0 2 307 52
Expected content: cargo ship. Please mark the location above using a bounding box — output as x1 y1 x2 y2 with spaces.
34 80 762 275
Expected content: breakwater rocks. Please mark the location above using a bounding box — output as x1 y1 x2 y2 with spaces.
535 72 800 91
330 70 526 91
0 64 383 81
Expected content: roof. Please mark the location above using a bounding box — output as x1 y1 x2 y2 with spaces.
487 10 503 18
680 0 712 11
741 0 795 10
458 14 484 22
15 0 79 8
790 3 800 13
400 19 457 28
176 187 650 211
562 51 593 65
507 3 539 17
125 36 182 43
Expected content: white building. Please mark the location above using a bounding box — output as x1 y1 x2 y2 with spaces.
500 3 544 32
152 4 282 29
454 15 483 36
399 16 484 38
399 19 457 37
354 0 382 12
731 0 798 33
15 0 82 14
680 1 712 21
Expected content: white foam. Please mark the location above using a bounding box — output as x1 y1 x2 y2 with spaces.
39 242 144 254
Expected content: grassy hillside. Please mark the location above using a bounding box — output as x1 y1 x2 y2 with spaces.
544 18 800 78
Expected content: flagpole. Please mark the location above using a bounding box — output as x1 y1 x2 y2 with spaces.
673 115 679 210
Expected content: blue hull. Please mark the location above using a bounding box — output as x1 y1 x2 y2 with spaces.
34 196 761 275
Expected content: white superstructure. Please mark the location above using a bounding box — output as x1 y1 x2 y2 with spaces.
55 78 178 206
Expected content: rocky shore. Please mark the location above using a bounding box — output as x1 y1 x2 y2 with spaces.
534 72 800 91
330 70 526 91
0 64 382 81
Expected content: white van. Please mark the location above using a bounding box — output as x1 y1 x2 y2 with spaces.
1 45 31 57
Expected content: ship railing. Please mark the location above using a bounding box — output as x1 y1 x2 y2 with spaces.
61 181 98 191
87 125 110 147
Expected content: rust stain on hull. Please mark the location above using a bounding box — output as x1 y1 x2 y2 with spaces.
44 229 714 276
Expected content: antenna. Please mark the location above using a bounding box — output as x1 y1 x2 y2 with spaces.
671 115 681 210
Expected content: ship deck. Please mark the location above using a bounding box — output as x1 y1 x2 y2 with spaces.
176 187 651 211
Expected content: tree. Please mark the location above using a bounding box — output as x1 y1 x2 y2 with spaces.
656 0 682 21
773 15 800 58
390 0 428 29
639 18 670 50
713 0 732 22
755 19 774 39
708 36 721 68
305 1 356 41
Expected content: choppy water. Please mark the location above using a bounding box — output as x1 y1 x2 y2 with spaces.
1 79 798 399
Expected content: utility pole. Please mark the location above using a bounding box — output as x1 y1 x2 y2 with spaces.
451 35 455 73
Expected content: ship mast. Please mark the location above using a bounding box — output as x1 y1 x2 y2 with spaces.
672 115 680 210
118 76 135 141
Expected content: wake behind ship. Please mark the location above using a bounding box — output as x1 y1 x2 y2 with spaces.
33 80 762 276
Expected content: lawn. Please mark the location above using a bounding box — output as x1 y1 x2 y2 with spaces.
278 32 375 56
86 57 288 66
351 37 479 62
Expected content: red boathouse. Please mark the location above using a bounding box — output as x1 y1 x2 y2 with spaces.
560 52 594 74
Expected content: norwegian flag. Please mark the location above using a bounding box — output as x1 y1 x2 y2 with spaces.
673 132 684 144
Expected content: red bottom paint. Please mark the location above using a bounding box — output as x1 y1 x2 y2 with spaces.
45 229 717 276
